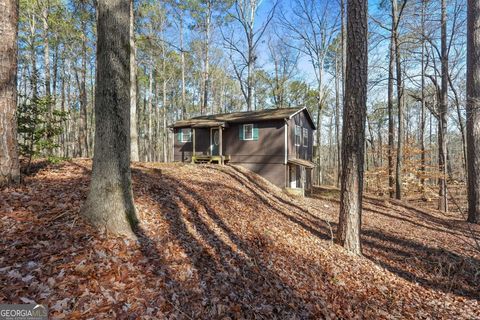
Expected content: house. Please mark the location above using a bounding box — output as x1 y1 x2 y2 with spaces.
171 107 316 191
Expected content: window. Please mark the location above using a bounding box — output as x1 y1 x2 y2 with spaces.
295 125 301 146
179 128 192 142
243 124 254 140
303 128 308 146
239 124 258 140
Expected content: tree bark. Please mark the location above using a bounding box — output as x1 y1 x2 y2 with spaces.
420 0 426 195
42 1 53 156
29 13 38 99
201 0 212 115
130 0 139 162
337 0 368 256
438 0 448 212
78 22 89 157
179 11 186 119
0 0 21 187
81 0 138 237
387 16 395 199
335 52 341 187
146 68 153 162
467 0 480 224
392 0 404 200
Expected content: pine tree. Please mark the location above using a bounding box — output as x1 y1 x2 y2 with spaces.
336 0 368 255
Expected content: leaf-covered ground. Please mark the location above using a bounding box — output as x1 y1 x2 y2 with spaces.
0 160 479 319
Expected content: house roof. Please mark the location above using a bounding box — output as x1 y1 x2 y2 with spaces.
288 158 316 168
171 107 316 129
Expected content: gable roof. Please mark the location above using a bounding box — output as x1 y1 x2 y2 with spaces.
172 107 316 129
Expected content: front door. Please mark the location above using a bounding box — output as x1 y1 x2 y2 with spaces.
290 165 297 188
211 128 219 156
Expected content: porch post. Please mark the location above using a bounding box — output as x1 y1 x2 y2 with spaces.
219 126 223 164
192 128 196 162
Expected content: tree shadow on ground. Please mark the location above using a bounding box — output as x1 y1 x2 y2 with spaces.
131 168 312 319
209 166 480 300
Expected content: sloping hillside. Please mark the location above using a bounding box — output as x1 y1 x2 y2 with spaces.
0 160 479 319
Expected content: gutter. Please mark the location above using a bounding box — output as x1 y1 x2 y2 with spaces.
284 119 288 165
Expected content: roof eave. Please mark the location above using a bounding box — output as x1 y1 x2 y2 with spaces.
288 107 316 130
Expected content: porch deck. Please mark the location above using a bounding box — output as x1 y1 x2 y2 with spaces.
192 155 231 164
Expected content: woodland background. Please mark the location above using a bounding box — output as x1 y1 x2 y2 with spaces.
17 0 468 206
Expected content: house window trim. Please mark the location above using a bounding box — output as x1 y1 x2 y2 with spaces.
295 125 301 146
303 128 308 147
243 124 254 141
180 128 192 142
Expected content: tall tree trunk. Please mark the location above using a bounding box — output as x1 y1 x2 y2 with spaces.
163 81 168 162
420 0 426 195
179 11 186 119
337 0 368 256
335 52 341 187
81 0 138 237
247 48 254 111
130 0 139 162
341 0 346 97
316 105 323 185
438 0 448 212
387 17 395 198
42 6 51 99
60 52 67 157
201 0 211 115
467 0 480 224
29 13 38 99
147 68 153 162
393 0 404 200
42 2 53 157
78 24 89 157
0 0 21 187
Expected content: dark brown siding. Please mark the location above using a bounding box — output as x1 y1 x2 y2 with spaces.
223 120 286 188
238 163 286 187
287 110 314 161
223 120 285 164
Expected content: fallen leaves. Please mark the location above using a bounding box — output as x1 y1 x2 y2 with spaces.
0 159 479 319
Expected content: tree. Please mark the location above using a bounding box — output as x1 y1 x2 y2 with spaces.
81 0 138 237
336 0 368 255
393 0 406 200
266 37 298 109
279 0 338 184
130 0 139 162
225 0 276 111
467 0 480 224
0 0 21 187
438 0 448 212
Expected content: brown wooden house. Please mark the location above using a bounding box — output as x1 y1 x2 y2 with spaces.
171 107 316 191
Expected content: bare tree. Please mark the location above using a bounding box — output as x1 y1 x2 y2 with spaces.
393 0 407 200
0 0 21 187
278 0 339 184
224 0 276 111
438 0 448 212
467 0 480 224
337 0 368 255
267 37 299 108
81 0 138 237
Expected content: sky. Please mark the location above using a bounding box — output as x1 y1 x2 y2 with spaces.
252 0 388 87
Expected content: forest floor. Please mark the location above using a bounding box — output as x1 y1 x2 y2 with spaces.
0 159 479 319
